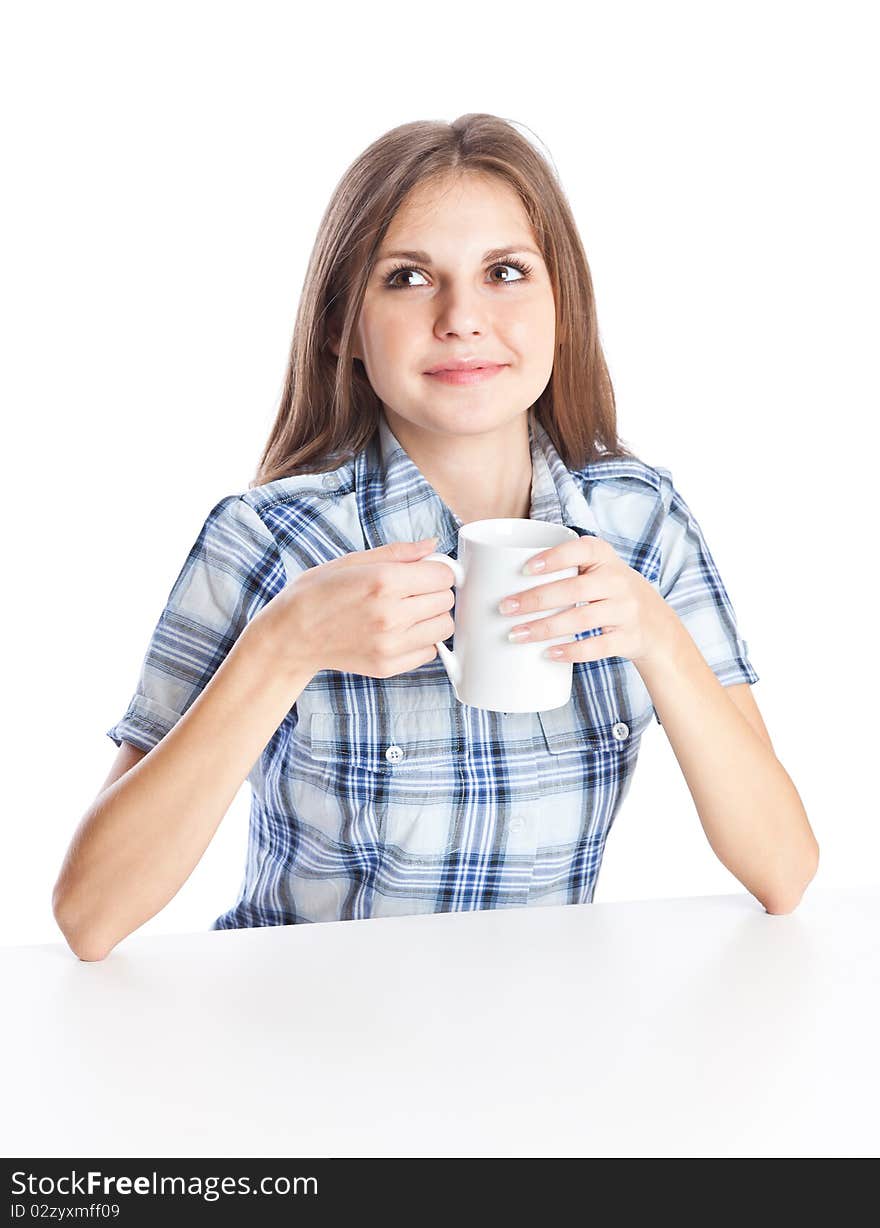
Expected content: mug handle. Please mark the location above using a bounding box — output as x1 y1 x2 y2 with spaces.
421 552 466 690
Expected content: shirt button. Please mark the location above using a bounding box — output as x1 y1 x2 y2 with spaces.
322 472 341 491
509 817 526 833
612 722 630 741
385 744 405 764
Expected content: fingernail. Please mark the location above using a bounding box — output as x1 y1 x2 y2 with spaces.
508 628 531 643
498 598 520 614
524 557 545 574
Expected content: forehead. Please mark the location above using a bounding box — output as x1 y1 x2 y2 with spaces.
383 172 535 246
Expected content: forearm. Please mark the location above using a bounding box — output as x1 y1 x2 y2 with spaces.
53 614 315 959
634 620 818 913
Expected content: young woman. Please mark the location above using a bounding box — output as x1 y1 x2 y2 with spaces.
52 114 818 961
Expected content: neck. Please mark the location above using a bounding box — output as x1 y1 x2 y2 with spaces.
382 406 533 524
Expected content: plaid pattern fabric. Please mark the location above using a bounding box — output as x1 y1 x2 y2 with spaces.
107 407 758 928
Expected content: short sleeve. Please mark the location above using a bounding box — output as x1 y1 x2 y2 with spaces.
106 495 287 753
654 469 759 725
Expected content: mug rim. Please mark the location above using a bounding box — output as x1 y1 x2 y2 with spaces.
459 517 577 549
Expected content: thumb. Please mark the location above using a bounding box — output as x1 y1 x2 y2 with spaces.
338 535 439 565
385 536 439 560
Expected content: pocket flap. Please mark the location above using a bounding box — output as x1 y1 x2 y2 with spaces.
538 701 654 754
308 707 461 773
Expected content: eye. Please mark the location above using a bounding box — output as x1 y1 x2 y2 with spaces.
488 261 530 284
384 265 430 289
382 258 534 290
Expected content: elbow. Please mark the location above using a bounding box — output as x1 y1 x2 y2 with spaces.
58 921 114 963
66 932 113 963
764 893 803 916
764 839 820 916
52 884 113 963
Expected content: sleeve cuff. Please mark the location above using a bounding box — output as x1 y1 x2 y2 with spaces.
105 694 183 753
653 653 759 725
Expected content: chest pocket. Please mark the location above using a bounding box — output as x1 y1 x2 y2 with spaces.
302 706 464 856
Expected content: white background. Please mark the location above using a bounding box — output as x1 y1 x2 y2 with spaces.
2 0 876 949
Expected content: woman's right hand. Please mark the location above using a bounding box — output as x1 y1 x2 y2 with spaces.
253 536 457 680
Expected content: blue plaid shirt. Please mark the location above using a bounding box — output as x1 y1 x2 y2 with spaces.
107 407 758 928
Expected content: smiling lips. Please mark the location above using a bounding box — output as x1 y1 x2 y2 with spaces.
424 364 508 386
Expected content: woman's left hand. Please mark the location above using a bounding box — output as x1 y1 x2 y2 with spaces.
498 534 681 668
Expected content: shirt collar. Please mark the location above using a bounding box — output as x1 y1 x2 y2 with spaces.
354 407 601 558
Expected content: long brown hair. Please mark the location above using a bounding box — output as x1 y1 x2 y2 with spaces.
251 113 639 488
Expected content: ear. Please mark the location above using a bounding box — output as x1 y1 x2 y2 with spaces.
326 312 362 362
328 330 363 364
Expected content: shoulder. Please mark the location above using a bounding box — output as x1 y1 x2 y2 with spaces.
222 458 363 567
241 457 357 516
570 454 673 500
568 454 676 536
574 458 719 537
203 459 357 536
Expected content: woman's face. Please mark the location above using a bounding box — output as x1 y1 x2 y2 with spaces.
348 172 557 440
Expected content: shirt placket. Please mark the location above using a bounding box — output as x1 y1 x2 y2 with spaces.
498 710 541 900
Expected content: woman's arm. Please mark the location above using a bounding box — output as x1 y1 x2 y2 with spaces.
52 610 315 961
634 620 819 914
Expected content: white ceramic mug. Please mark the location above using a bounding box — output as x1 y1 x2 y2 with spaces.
423 518 581 713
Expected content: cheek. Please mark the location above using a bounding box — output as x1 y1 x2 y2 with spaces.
503 297 556 359
362 303 418 359
356 311 399 376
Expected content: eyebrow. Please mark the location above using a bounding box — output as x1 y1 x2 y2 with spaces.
376 245 542 264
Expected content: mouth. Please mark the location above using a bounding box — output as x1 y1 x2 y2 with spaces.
424 364 508 386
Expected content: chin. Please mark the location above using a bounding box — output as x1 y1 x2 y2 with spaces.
436 404 529 435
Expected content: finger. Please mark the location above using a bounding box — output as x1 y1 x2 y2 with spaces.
522 534 611 578
499 571 608 616
508 599 620 643
398 557 459 598
336 537 439 568
394 643 442 674
545 626 622 662
400 588 456 628
363 555 456 602
398 610 455 653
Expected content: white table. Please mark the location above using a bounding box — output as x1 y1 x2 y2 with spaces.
3 886 878 1158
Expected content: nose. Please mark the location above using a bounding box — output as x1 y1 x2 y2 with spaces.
432 281 491 339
